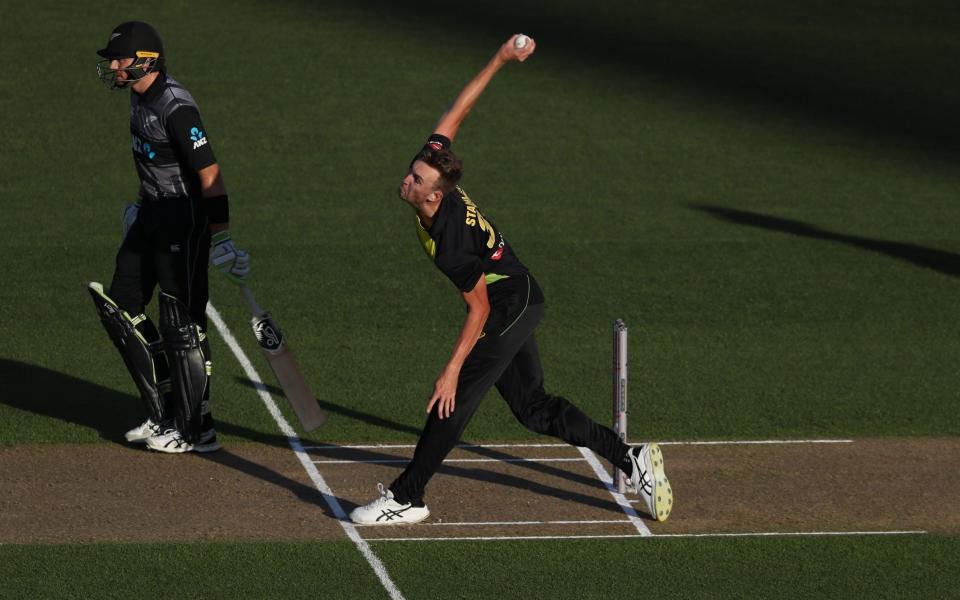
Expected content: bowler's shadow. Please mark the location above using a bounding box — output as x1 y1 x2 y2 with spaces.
236 377 630 514
692 204 960 278
237 377 611 490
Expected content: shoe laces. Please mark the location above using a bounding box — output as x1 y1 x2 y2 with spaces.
633 449 654 494
369 483 393 507
637 471 653 495
151 419 174 434
160 428 187 445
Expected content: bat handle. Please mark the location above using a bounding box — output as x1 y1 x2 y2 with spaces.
240 285 265 316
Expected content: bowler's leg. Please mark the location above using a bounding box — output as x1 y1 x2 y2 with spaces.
388 325 526 505
494 312 631 469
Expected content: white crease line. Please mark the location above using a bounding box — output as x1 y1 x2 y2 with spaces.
304 443 571 450
366 530 927 542
368 534 649 542
577 447 651 536
305 439 854 451
653 530 927 538
207 303 405 600
355 519 631 528
313 457 586 464
658 439 853 446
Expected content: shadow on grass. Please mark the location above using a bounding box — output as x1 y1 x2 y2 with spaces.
692 204 960 278
0 358 324 511
235 376 612 490
233 377 422 437
310 0 960 161
0 359 636 517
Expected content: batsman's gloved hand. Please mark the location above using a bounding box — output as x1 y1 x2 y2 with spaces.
121 200 140 239
210 230 250 284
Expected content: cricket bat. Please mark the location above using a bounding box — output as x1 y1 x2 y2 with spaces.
240 285 326 431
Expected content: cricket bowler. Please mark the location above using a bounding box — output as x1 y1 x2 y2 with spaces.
350 34 673 524
88 21 249 453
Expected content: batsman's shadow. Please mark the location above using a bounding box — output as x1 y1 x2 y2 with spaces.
0 358 141 443
0 360 640 518
0 358 330 514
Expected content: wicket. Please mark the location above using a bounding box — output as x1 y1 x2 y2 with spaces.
612 319 628 493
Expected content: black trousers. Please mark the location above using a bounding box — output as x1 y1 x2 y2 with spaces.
390 289 630 504
109 196 210 329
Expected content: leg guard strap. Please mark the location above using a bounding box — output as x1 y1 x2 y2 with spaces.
88 282 167 422
159 292 210 443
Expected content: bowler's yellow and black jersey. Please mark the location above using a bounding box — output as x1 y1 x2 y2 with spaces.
414 134 544 312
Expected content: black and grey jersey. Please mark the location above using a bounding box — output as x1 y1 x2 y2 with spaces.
129 72 217 200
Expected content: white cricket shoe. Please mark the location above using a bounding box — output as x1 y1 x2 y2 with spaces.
628 443 673 521
124 419 164 443
350 484 430 525
145 427 221 454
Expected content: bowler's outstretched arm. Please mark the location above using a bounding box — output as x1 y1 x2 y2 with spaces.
433 34 536 142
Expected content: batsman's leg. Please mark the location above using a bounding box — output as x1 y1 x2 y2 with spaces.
148 291 218 453
146 199 217 453
93 213 175 440
88 282 170 435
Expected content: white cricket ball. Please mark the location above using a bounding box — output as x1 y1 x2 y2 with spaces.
514 34 529 49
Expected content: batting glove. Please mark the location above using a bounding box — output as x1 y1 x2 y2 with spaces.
210 230 250 284
121 200 140 239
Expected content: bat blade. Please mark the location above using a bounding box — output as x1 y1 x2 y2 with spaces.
248 303 326 431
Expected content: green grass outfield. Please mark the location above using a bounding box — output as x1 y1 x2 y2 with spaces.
2 0 959 597
2 536 959 599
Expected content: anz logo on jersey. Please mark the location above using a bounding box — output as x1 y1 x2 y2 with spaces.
132 135 156 159
190 127 208 150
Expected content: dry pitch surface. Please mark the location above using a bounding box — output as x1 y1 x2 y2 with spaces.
2 438 956 543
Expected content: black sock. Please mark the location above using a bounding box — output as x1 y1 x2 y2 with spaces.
389 485 424 507
618 450 634 475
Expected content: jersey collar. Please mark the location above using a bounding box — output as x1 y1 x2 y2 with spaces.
136 70 167 104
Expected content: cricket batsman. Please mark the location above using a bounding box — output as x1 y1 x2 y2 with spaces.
350 34 673 524
88 21 249 453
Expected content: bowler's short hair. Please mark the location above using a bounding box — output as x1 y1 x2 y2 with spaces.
415 147 463 194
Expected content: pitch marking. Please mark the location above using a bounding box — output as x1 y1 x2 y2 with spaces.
312 457 586 464
659 439 853 446
577 447 651 536
207 303 406 600
212 302 865 550
305 439 854 451
367 530 927 542
354 519 632 528
305 443 572 450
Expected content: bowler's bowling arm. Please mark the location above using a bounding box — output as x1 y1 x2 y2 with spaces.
433 34 536 142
